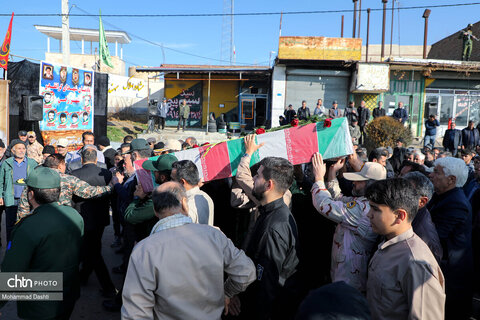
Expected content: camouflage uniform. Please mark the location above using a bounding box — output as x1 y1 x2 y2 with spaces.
27 140 44 164
17 169 112 220
311 179 377 293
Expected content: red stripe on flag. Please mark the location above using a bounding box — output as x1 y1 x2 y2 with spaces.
199 143 232 181
0 13 14 71
285 123 319 164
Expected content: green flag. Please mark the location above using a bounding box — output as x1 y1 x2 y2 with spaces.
98 10 113 68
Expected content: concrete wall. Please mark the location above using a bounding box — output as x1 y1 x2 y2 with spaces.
271 65 287 127
45 53 126 76
361 45 431 62
201 79 238 124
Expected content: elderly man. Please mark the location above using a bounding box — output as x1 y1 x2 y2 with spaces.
311 153 386 293
122 181 255 320
26 131 44 164
403 171 443 262
0 167 84 319
392 102 408 124
171 160 214 225
0 139 37 242
365 178 445 320
428 157 473 319
372 101 386 119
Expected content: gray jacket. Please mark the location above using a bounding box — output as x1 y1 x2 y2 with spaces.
122 223 255 320
157 102 168 118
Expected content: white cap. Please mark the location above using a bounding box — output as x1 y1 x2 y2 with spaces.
165 139 182 151
56 138 69 147
343 162 386 181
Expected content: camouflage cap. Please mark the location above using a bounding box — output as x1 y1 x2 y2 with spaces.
25 167 61 189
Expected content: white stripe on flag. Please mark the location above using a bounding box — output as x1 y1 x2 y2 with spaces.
173 148 204 180
257 130 288 161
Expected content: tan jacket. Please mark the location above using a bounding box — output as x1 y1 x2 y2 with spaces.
121 223 255 320
186 186 214 225
27 140 44 164
367 228 445 320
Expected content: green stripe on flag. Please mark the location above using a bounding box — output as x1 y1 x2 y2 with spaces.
317 118 344 156
227 137 261 177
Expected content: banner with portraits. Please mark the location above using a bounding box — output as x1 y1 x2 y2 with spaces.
39 61 94 132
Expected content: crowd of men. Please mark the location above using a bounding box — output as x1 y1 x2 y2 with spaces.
0 112 478 319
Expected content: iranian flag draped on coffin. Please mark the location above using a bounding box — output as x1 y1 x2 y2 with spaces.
138 117 353 185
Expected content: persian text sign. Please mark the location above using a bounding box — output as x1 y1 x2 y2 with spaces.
39 61 94 131
108 74 147 99
278 36 362 61
351 63 390 93
166 82 202 127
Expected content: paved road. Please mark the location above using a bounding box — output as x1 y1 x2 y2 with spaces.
0 214 123 320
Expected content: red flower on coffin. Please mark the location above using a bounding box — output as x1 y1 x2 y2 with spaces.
324 118 332 128
255 128 266 135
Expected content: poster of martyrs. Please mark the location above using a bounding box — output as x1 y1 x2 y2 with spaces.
39 61 94 147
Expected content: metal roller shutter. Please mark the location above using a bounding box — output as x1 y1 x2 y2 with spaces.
285 69 350 111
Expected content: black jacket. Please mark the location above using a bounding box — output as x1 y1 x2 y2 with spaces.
427 187 473 294
442 129 462 153
284 109 297 123
461 127 480 149
72 163 112 231
297 107 311 120
103 148 117 170
357 106 370 127
412 207 443 263
372 107 386 118
344 107 358 125
243 198 300 319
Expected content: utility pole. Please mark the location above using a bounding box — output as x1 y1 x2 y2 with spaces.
61 0 70 65
357 0 362 38
423 9 431 59
381 0 388 60
353 0 358 38
230 0 234 64
390 0 395 57
366 8 371 62
341 15 344 38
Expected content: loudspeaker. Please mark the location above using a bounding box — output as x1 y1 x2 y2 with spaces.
22 95 43 121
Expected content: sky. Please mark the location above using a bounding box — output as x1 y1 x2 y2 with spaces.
0 0 478 72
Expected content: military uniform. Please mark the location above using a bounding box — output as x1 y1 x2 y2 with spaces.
177 103 190 131
27 140 44 164
17 168 112 220
0 167 84 320
460 25 478 61
311 179 377 292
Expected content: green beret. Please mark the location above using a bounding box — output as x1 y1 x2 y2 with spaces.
25 167 61 189
142 154 178 172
